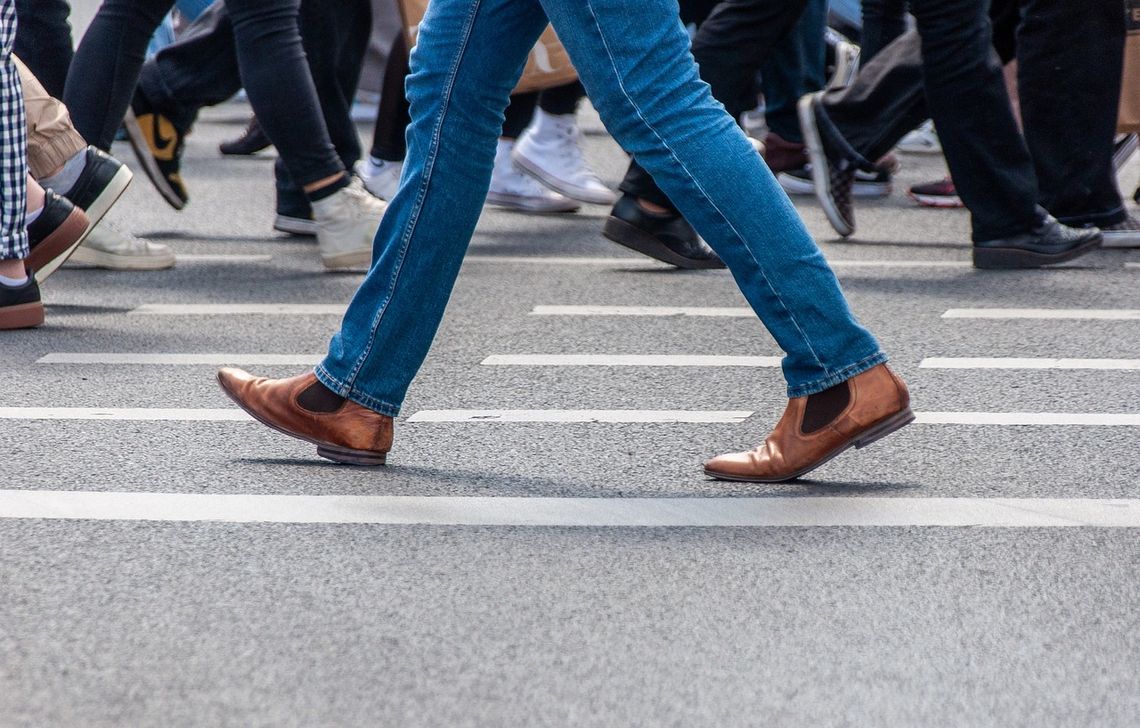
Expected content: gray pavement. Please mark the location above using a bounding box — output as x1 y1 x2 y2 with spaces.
1 104 1138 726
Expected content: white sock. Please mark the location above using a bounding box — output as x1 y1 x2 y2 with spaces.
40 149 88 196
0 271 29 286
26 205 43 226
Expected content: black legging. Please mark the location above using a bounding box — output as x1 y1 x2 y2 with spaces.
64 0 344 190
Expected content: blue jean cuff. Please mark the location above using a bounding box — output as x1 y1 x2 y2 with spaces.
786 351 889 398
314 363 402 418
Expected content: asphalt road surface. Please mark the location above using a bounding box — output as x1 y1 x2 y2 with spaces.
1 104 1138 727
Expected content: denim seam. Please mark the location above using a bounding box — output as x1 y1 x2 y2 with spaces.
336 0 483 404
579 0 828 377
314 363 401 418
786 351 888 398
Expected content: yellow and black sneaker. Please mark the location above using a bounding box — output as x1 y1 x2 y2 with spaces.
124 93 189 210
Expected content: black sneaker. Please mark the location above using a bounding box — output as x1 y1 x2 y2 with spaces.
27 190 91 282
602 194 725 269
124 92 189 209
0 275 44 330
220 115 271 156
973 216 1102 269
54 146 133 233
797 92 863 237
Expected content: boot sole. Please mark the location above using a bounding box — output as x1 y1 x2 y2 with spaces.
216 371 388 466
797 94 854 238
0 301 45 330
972 235 1102 269
602 217 726 270
28 207 91 283
704 407 915 483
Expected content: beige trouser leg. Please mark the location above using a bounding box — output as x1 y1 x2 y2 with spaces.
16 56 86 179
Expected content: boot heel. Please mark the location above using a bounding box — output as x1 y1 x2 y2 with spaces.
316 445 388 466
854 408 915 449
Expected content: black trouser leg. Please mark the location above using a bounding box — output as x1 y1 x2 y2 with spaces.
13 0 73 98
1018 0 1125 226
538 80 584 115
369 30 410 163
858 0 907 62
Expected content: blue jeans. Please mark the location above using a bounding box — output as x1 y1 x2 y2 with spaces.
316 0 886 415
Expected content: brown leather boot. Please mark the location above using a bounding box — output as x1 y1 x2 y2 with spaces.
217 368 392 465
704 363 913 482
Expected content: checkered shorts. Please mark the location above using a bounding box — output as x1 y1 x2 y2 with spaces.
0 0 27 261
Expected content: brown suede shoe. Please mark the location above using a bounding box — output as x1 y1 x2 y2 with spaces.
217 368 392 465
704 363 913 483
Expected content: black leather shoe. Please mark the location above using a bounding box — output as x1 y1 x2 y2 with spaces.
602 193 724 269
219 115 271 156
27 190 90 282
973 216 1102 269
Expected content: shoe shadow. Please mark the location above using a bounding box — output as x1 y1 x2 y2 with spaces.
763 479 922 495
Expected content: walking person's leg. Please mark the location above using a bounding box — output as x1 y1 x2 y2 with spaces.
12 0 73 98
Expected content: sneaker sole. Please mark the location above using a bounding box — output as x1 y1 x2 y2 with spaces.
216 371 387 466
0 301 45 330
1101 233 1140 249
29 207 92 283
67 244 176 271
797 94 854 237
273 215 319 236
778 172 892 199
123 109 187 211
511 152 617 205
907 191 964 208
704 408 915 483
485 191 580 213
602 216 726 270
972 234 1103 269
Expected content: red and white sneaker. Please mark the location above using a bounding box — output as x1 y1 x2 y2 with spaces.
907 177 963 208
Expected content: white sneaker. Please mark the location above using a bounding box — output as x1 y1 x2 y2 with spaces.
487 139 580 213
311 178 387 269
66 224 176 270
897 120 941 154
355 158 403 202
511 110 616 205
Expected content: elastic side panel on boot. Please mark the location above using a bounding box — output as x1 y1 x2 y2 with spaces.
801 381 851 434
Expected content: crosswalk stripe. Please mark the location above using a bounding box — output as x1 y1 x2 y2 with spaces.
481 354 782 366
921 357 1140 370
407 410 754 423
463 255 972 270
175 254 274 263
532 305 753 317
943 308 1140 320
0 491 1136 527
3 408 1136 426
36 353 322 365
130 304 344 315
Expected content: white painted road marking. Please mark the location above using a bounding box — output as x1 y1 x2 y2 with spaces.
481 354 782 367
532 305 753 317
407 410 755 423
463 255 972 270
943 308 1140 320
174 254 274 263
3 408 1136 426
0 491 1136 527
0 408 250 421
37 353 322 365
130 304 344 315
921 357 1140 370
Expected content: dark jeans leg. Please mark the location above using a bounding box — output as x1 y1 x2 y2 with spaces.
761 0 826 144
369 29 410 162
619 0 807 212
13 0 73 98
501 91 537 138
858 0 907 62
64 0 173 149
137 0 240 132
224 0 343 189
276 0 371 211
1019 0 1125 226
538 79 584 115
